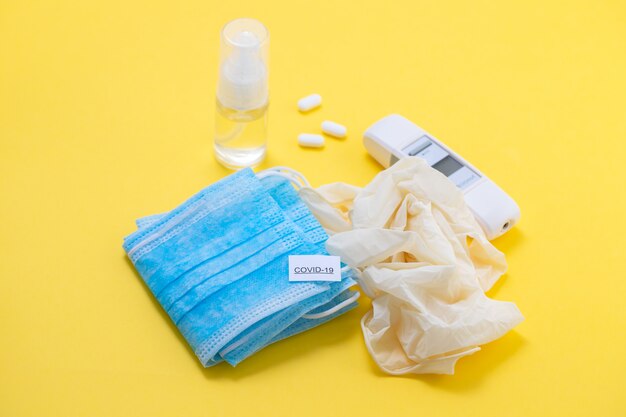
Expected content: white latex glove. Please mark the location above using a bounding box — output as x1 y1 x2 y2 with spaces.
299 157 524 375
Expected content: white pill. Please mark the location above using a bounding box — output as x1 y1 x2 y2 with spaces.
298 133 325 148
297 94 322 112
321 120 347 138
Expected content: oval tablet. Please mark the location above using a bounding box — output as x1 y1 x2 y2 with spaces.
298 133 325 148
321 120 347 138
297 94 322 112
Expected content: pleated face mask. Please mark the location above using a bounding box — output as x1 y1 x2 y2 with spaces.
123 167 359 367
218 172 359 365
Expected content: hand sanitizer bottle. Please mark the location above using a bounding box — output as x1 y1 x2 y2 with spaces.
214 18 269 169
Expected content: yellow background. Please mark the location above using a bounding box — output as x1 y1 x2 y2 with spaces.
1 0 625 416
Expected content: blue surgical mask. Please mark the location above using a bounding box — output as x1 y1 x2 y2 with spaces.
124 167 359 367
217 174 359 365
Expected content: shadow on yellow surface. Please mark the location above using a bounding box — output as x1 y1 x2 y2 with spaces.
492 227 525 259
385 332 527 391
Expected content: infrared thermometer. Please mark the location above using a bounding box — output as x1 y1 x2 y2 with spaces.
363 114 520 240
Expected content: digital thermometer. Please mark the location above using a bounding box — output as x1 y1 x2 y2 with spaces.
363 114 520 240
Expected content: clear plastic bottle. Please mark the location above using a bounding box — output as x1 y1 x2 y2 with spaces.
214 18 269 169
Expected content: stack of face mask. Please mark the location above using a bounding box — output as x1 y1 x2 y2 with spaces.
123 167 359 367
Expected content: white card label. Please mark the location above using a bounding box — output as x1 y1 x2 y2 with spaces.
288 255 341 282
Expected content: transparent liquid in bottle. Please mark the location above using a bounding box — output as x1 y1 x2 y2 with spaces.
214 99 268 169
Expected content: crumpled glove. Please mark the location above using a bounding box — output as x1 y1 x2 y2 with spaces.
299 157 524 375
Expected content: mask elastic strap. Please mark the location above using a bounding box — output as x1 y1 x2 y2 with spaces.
302 291 360 320
256 167 311 189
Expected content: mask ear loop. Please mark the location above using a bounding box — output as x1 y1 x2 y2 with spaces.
257 171 304 189
265 166 311 188
301 265 361 319
302 291 360 320
256 167 311 189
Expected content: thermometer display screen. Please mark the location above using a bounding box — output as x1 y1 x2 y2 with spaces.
432 155 463 177
402 135 481 190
